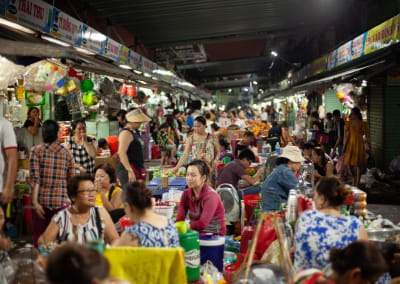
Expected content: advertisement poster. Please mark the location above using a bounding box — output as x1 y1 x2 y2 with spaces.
127 50 140 69
141 56 156 75
392 14 400 44
50 7 83 46
118 45 129 65
101 37 120 61
5 0 52 32
312 55 327 75
351 33 365 60
81 25 105 54
364 17 393 55
327 49 337 70
336 41 351 66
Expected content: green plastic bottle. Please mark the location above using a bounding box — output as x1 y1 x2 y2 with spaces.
179 230 200 282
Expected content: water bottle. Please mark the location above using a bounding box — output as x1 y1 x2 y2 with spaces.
262 141 267 154
275 142 280 154
287 189 297 229
188 153 193 163
266 143 272 153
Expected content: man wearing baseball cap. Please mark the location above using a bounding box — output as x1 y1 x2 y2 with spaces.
261 145 304 211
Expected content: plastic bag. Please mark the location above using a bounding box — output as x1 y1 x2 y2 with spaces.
336 153 346 174
255 217 277 259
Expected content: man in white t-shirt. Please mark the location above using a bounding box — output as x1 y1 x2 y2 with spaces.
0 118 18 204
235 109 247 130
260 108 268 122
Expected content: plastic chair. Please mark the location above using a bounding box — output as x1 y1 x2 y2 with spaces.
104 247 187 284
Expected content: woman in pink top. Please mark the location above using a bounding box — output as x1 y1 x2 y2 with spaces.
176 160 226 236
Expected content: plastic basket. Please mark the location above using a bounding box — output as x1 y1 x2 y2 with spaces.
154 204 175 218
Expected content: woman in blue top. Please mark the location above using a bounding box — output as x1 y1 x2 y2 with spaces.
115 182 179 248
261 145 303 211
294 177 369 272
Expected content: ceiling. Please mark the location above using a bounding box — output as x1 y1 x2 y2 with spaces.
84 0 398 90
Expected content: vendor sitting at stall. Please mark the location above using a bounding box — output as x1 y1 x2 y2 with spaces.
38 174 119 245
294 176 368 272
94 163 124 223
261 145 303 212
312 147 334 183
234 131 255 158
176 160 226 236
217 149 263 198
115 182 179 247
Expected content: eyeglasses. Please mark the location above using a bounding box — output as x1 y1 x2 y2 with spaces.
77 189 98 195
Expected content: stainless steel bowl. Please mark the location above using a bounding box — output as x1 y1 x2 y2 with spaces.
367 228 400 242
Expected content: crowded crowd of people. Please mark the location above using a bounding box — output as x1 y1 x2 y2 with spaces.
0 102 391 284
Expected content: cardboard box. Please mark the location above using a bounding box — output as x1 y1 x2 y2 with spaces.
95 156 117 171
18 159 29 170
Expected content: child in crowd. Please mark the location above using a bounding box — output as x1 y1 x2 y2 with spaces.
97 138 110 155
218 138 234 162
158 123 176 165
234 131 255 158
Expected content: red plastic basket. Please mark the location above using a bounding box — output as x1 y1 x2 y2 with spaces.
243 194 261 225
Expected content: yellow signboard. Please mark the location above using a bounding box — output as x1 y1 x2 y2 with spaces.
364 17 394 55
312 55 327 75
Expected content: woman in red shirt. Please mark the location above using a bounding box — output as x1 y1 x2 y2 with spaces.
176 160 226 236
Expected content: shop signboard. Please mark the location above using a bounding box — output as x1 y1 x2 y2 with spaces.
336 41 351 66
364 17 393 55
4 0 52 33
327 49 337 70
312 55 327 75
127 50 140 69
392 14 400 44
81 25 106 54
141 56 156 75
101 37 120 61
50 7 83 46
304 63 312 80
118 45 129 65
351 33 365 60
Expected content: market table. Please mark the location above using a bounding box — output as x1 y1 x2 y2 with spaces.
147 177 187 196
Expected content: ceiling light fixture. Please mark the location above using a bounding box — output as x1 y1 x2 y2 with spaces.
74 46 95 56
41 35 71 47
119 64 132 70
253 81 258 85
133 70 142 75
271 51 278 57
151 76 158 81
0 18 36 35
244 88 249 92
143 72 152 78
137 80 148 85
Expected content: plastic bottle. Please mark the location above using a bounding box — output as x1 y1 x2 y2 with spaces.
262 141 267 154
266 143 272 153
287 189 297 228
275 142 280 154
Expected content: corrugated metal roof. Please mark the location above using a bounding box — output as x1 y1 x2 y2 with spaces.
85 0 356 47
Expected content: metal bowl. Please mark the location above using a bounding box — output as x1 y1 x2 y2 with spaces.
367 228 400 242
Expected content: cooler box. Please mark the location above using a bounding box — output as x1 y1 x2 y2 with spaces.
199 235 225 271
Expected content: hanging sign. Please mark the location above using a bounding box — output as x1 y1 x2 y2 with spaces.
351 33 365 60
118 45 129 65
127 50 140 69
101 37 120 61
81 25 105 54
327 49 337 70
364 17 393 55
50 7 83 45
392 14 400 44
336 41 351 66
5 0 52 33
312 55 327 75
141 57 156 74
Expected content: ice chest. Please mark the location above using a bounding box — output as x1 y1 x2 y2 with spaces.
199 234 225 271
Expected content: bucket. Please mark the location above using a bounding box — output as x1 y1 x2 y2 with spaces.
179 230 200 282
199 234 225 271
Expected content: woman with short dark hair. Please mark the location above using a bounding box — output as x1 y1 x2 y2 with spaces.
64 118 97 174
46 243 110 284
38 174 119 245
